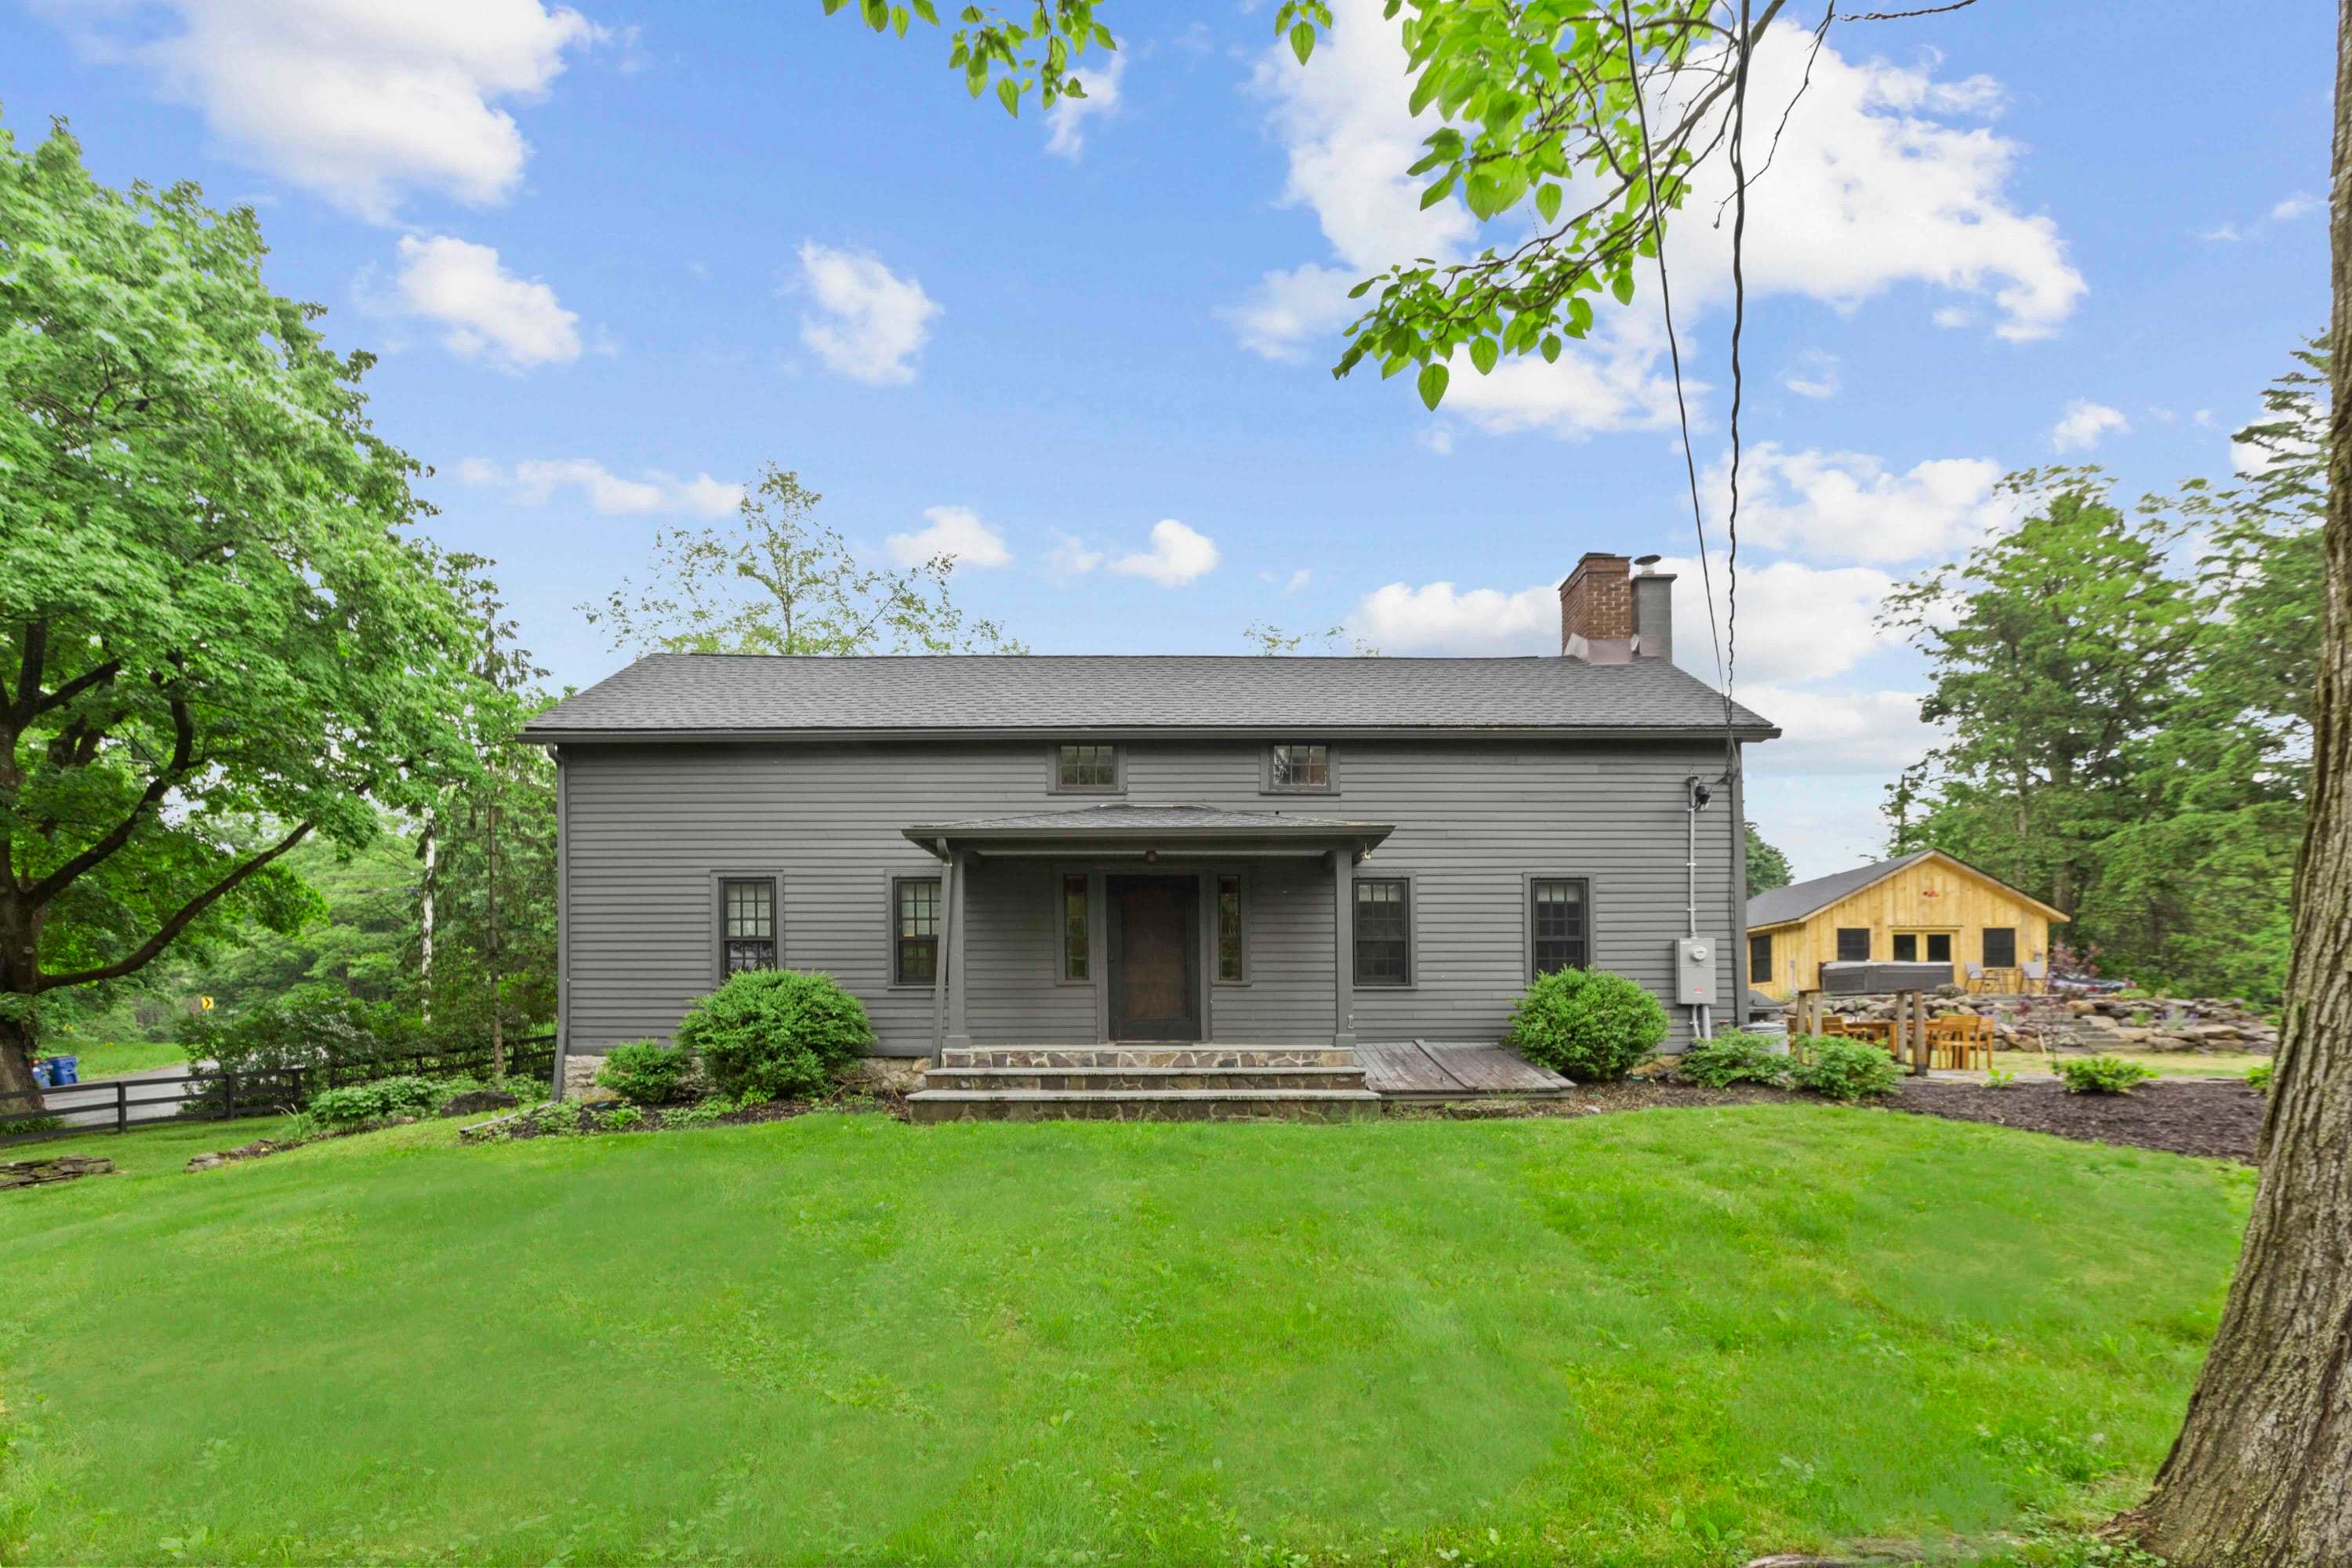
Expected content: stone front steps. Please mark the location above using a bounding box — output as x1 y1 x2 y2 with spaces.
908 1046 1377 1123
938 1046 1356 1069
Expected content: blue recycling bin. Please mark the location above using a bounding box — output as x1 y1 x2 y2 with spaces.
53 1056 78 1086
29 1058 56 1088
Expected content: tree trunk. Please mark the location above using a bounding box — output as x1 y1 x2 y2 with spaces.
419 811 436 1023
2122 9 2352 1559
0 1006 42 1112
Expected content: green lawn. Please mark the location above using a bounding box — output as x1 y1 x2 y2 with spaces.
38 1039 191 1080
1 1106 2250 1566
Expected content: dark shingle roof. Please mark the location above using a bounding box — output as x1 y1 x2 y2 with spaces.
1746 851 1935 928
524 653 1778 739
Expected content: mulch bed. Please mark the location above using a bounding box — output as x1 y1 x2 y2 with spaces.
1398 1075 2266 1163
1884 1077 2264 1163
476 1095 840 1142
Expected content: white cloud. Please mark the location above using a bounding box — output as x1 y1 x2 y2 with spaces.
1417 425 1455 456
2049 398 2129 452
1781 350 1841 400
1653 555 1902 688
2200 223 2245 243
1044 53 1126 159
1216 263 1359 364
1046 532 1107 579
393 234 581 371
2273 192 2321 221
1931 306 1973 329
794 242 942 387
50 0 601 221
885 505 1012 568
1715 444 2013 565
459 457 741 517
1260 568 1314 594
1352 581 1558 653
1352 556 1900 688
1109 520 1221 586
1227 2 2084 429
1738 684 1940 776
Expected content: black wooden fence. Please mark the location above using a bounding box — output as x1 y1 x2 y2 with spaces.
0 1033 556 1149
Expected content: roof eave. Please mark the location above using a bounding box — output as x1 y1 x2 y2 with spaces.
525 723 1782 746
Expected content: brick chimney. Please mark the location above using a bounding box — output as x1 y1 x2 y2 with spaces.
1559 552 1634 663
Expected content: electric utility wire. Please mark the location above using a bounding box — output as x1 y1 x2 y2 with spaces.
1722 0 1753 781
1615 0 1742 780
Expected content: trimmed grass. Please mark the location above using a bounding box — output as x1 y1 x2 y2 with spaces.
1989 1047 2274 1081
1 1106 2249 1566
37 1040 190 1080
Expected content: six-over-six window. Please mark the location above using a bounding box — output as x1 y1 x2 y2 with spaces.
1055 743 1119 791
1530 877 1589 975
1354 877 1410 985
1269 742 1331 790
721 877 777 973
894 877 941 985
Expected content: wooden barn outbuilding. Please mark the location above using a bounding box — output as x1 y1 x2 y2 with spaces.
1745 849 2068 1000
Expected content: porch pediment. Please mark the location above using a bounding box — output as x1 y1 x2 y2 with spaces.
901 803 1394 858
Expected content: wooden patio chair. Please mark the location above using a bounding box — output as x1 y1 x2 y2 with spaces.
1926 1015 1994 1072
1818 1015 1851 1037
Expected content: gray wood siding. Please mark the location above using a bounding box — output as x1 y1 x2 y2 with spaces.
557 738 1740 1055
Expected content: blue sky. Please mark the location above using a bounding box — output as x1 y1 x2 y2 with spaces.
5 0 2332 877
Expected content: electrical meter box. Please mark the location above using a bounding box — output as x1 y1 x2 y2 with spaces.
1674 938 1715 1005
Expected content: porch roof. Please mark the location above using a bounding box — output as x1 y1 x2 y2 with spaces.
901 803 1394 857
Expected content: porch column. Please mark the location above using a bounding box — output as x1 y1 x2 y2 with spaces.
1330 847 1356 1048
943 848 972 1052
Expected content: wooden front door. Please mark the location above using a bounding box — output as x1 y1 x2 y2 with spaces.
1109 875 1199 1041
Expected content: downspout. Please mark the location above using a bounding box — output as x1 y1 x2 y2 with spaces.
1685 775 1709 1041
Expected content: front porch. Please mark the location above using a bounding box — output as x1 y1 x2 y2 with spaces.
902 804 1397 1056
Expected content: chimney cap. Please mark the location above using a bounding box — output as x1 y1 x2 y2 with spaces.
1635 554 1663 569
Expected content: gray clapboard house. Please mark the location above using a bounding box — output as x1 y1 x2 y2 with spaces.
525 553 1777 1113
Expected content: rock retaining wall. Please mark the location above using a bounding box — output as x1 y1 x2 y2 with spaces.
1763 993 2278 1054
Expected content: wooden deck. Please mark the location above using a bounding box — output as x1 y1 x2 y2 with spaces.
1356 1040 1574 1102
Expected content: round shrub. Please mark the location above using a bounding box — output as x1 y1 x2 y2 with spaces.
1678 1030 1788 1089
1504 967 1668 1082
1786 1036 1902 1102
675 970 873 1101
2056 1054 2158 1095
306 1074 456 1130
597 1040 694 1105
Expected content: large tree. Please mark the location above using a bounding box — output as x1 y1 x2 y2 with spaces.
0 122 474 1103
587 465 1025 655
2120 8 2352 1557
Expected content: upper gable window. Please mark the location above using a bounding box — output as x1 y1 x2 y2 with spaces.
1053 743 1120 792
1268 742 1333 792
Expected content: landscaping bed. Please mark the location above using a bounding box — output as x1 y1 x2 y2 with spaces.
1886 1076 2266 1163
1403 1074 2266 1163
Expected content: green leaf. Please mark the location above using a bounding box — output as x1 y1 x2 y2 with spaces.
1417 361 1449 410
861 0 889 30
1541 334 1562 363
891 5 910 38
996 76 1022 116
1535 182 1563 224
1347 276 1376 299
1470 337 1499 376
1290 20 1316 64
1610 271 1635 307
911 0 939 20
1418 171 1457 211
